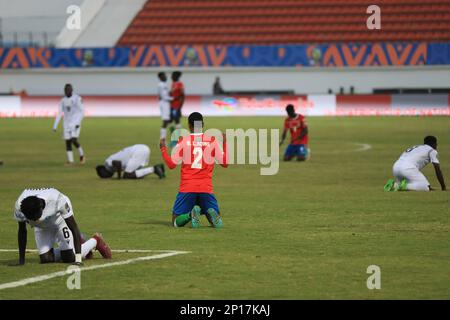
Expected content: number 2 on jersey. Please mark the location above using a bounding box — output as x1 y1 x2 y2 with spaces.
191 147 203 169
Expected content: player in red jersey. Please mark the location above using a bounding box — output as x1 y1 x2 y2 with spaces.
279 104 309 161
160 112 228 228
169 71 185 147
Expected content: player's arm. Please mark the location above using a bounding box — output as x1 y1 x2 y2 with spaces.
162 88 173 102
53 101 63 131
280 128 288 146
75 96 84 128
213 134 228 168
64 216 82 264
112 160 122 179
179 87 185 106
160 138 182 169
295 125 308 142
433 163 446 191
17 222 27 265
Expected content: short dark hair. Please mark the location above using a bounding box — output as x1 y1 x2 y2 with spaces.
424 135 437 146
158 72 166 79
188 112 203 128
20 196 43 221
286 104 295 114
172 71 182 81
96 165 114 178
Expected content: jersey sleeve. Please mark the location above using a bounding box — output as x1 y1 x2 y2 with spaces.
284 118 289 129
57 195 74 219
430 150 440 164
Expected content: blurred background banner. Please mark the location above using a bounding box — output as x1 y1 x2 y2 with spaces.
1 42 447 69
1 94 449 118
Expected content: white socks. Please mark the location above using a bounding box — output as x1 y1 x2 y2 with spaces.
81 238 97 258
53 238 97 262
67 151 74 163
78 147 84 157
135 167 154 178
160 128 167 139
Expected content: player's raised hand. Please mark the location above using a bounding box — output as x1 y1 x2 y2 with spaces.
159 138 166 148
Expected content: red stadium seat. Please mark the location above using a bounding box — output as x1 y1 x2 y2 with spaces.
117 0 450 46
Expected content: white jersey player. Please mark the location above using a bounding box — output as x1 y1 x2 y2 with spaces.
52 84 86 165
96 144 165 179
384 136 446 191
157 72 173 140
14 188 112 265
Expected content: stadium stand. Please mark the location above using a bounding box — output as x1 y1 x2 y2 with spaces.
118 0 450 46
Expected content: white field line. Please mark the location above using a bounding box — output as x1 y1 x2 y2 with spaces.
353 143 372 152
0 249 176 253
0 250 189 291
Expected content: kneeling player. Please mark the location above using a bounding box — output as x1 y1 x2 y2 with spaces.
14 188 112 265
96 144 165 179
384 136 446 191
160 112 228 228
280 104 309 161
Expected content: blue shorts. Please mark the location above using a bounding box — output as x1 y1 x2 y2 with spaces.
172 192 220 216
284 144 308 158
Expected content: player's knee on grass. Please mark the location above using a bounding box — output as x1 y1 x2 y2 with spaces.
60 249 75 263
297 155 306 161
284 155 293 161
65 140 72 151
39 250 55 264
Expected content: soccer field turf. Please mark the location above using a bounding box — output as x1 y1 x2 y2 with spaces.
0 116 449 299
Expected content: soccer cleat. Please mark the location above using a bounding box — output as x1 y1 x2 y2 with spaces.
384 179 395 192
398 179 408 191
207 208 223 229
92 233 112 259
190 206 201 228
154 165 164 179
80 156 86 165
65 161 74 166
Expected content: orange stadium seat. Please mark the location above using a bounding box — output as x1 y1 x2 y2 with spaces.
117 0 450 46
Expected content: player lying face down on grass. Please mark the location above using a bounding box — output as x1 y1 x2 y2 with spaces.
95 144 165 179
159 112 228 228
14 188 112 265
384 136 446 192
52 84 86 165
280 104 309 161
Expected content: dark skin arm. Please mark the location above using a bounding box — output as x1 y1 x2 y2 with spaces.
433 163 446 191
17 222 27 265
293 126 308 143
64 216 82 257
280 128 287 146
112 160 122 179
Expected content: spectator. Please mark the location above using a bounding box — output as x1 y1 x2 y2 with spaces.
213 77 225 95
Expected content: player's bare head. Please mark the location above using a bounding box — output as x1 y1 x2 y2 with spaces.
20 196 44 221
424 135 437 149
158 72 167 81
188 112 203 133
286 104 295 117
64 84 73 97
96 165 114 178
172 71 182 81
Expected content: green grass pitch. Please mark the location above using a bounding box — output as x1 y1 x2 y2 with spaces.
0 116 449 299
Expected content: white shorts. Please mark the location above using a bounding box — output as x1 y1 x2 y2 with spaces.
159 101 171 121
125 146 150 172
393 161 430 191
34 222 74 255
63 125 81 140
